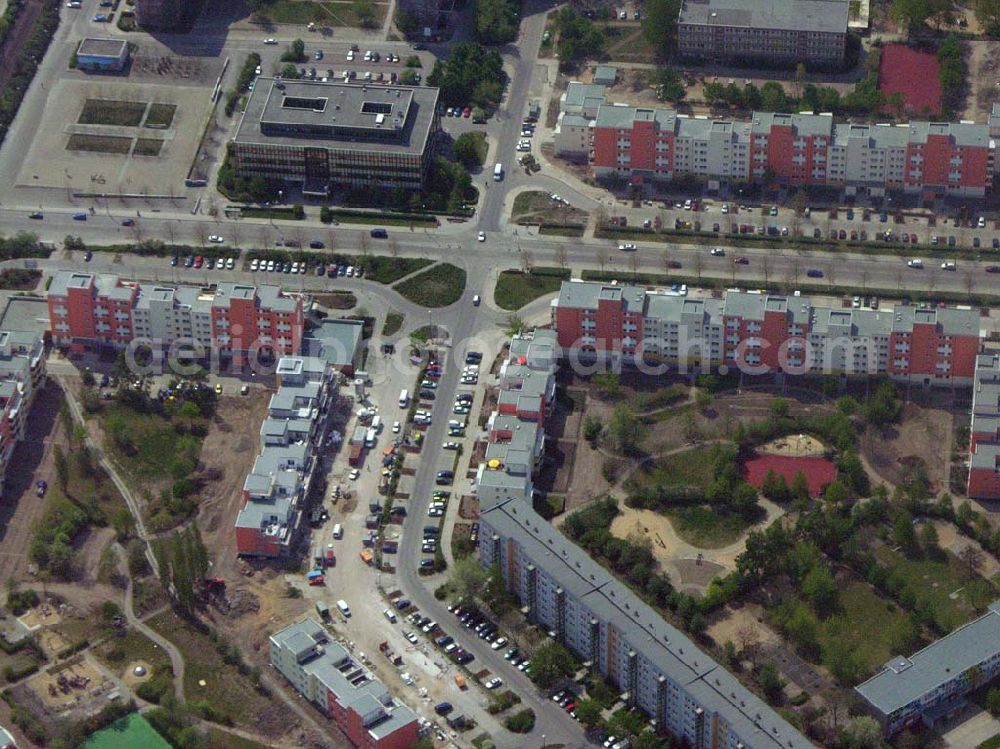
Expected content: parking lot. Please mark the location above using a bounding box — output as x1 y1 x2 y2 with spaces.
613 198 1000 252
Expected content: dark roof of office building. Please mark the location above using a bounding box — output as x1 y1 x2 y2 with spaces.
678 0 850 34
233 78 439 156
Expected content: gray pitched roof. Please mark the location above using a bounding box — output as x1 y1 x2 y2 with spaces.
857 602 1000 715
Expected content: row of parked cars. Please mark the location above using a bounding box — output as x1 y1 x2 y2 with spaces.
170 255 237 270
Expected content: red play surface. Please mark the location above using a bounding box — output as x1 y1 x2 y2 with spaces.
878 44 942 116
743 455 837 498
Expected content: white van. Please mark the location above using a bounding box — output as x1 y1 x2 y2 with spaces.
399 389 409 407
493 163 503 181
336 599 351 617
371 415 382 433
365 428 377 448
332 523 343 539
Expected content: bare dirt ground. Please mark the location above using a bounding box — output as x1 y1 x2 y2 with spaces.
931 519 1000 578
861 401 953 492
196 391 271 578
964 41 1000 121
609 500 785 577
758 434 828 457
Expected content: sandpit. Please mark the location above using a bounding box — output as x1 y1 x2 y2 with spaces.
758 433 827 457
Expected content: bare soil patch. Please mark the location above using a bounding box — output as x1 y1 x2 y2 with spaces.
758 433 828 457
860 402 953 491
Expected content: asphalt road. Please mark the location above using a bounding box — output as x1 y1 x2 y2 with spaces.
11 205 994 299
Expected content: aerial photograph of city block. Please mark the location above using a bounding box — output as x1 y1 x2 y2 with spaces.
2 0 1000 748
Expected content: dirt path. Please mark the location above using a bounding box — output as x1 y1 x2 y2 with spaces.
120 554 186 702
609 497 785 574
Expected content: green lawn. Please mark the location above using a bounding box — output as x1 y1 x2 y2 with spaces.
769 582 916 681
133 138 163 156
978 734 1000 749
511 190 587 225
665 506 750 548
66 134 134 154
81 713 171 749
100 404 204 481
394 263 466 307
78 99 147 126
361 256 432 284
251 0 388 27
494 270 568 310
818 582 914 677
628 445 719 493
144 103 176 128
148 610 273 730
382 311 404 336
93 628 172 674
875 545 987 632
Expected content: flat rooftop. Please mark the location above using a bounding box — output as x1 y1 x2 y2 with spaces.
0 296 50 337
77 37 128 57
679 0 850 34
234 79 439 156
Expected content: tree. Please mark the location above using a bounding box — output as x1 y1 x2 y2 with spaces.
761 470 790 502
593 372 620 399
449 556 488 605
892 512 917 553
770 397 790 419
482 563 512 614
736 623 762 667
641 0 680 53
54 445 69 492
823 479 849 505
575 699 602 728
755 661 785 702
695 389 712 413
530 642 578 688
453 132 485 169
802 564 838 617
790 470 811 502
554 9 607 64
959 545 984 579
504 314 526 337
653 67 686 102
985 686 1000 716
841 716 883 749
583 415 603 443
607 403 646 455
919 522 939 553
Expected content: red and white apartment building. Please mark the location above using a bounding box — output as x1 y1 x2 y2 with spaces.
556 83 996 197
552 281 981 385
270 619 419 749
47 271 304 362
235 355 336 557
969 353 1000 499
0 330 45 499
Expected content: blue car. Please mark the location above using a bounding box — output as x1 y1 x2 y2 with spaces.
73 212 87 221
434 702 453 716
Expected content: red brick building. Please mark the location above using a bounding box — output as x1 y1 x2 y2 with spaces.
47 272 304 361
552 281 981 385
969 353 1000 499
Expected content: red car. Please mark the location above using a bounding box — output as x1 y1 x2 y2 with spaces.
193 255 204 268
986 266 1000 273
565 701 578 713
733 256 749 265
462 107 471 118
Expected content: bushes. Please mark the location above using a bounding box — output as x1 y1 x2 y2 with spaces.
6 588 39 615
553 9 606 66
135 664 174 704
504 708 535 733
473 0 520 44
0 0 61 153
226 52 261 117
937 34 965 116
427 44 505 110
